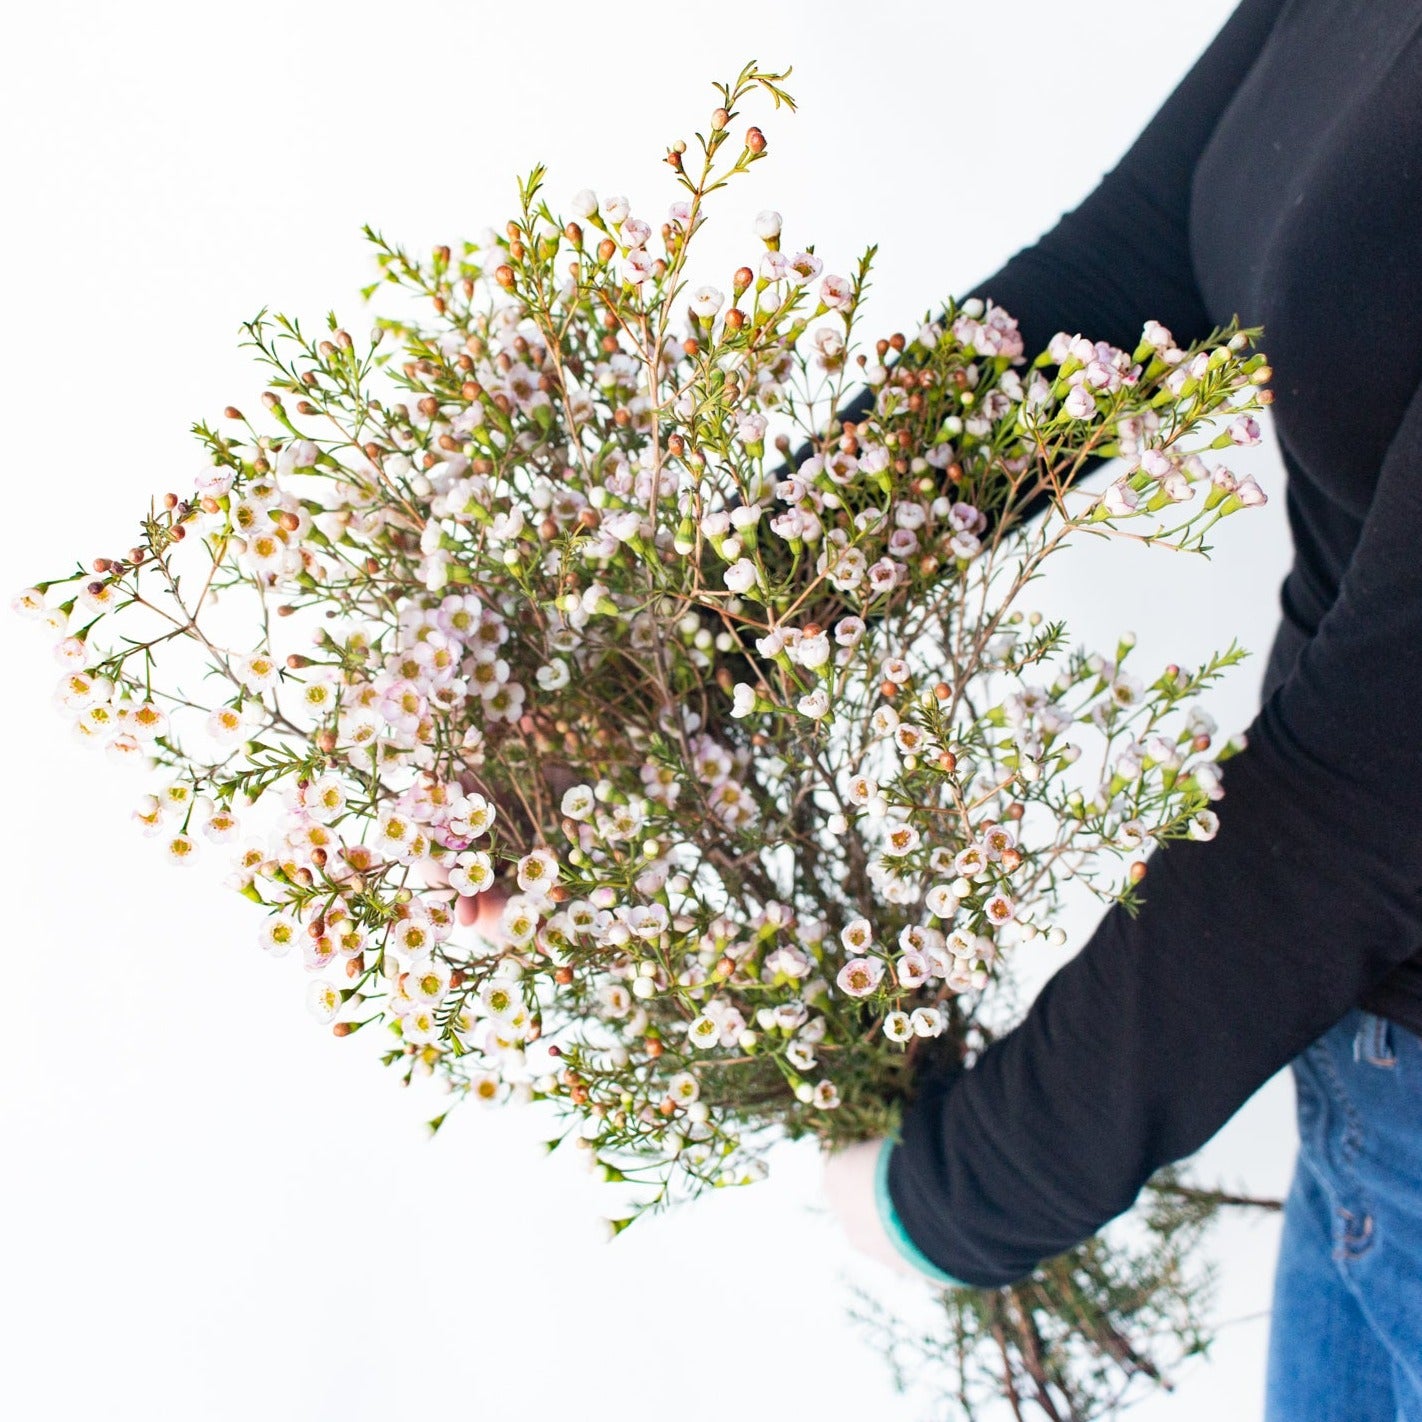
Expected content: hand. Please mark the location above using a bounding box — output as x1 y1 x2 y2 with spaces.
419 852 511 933
821 1138 927 1283
417 713 580 939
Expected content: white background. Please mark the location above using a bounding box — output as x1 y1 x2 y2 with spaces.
1 2 1299 1418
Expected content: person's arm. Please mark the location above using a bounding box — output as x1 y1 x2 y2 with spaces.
956 0 1287 359
888 360 1422 1286
819 0 1286 499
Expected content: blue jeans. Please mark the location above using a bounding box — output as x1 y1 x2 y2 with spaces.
1265 1009 1422 1421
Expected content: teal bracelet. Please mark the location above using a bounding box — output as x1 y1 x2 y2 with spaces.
874 1135 969 1289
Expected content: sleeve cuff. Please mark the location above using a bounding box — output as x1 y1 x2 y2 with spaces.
874 1135 971 1290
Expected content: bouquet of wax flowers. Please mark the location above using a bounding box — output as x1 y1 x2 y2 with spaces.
14 64 1276 1420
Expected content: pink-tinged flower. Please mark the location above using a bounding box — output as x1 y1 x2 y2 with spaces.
820 274 853 310
1102 480 1139 517
12 586 48 617
689 285 724 319
883 1011 913 1043
1064 383 1097 420
786 251 823 284
621 217 651 248
924 883 959 919
911 1007 946 1038
1189 809 1221 841
602 194 630 225
796 688 830 719
835 957 885 998
165 833 197 868
723 558 758 594
516 847 560 893
195 465 235 498
983 894 1016 926
306 982 341 1023
834 616 866 648
841 918 875 951
1235 475 1268 507
405 959 452 1006
797 632 831 669
1139 448 1173 479
53 635 91 670
896 950 930 989
760 250 790 282
1229 415 1262 446
622 247 656 285
736 412 768 445
1140 320 1174 351
866 559 900 594
955 845 987 879
200 813 238 841
949 501 984 534
1110 673 1144 709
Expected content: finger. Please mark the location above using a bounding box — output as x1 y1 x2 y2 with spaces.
471 884 511 943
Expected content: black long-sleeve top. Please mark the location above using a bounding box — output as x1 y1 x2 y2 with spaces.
886 0 1422 1288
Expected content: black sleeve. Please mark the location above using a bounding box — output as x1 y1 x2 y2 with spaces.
879 0 1394 1289
953 0 1287 360
826 0 1286 479
890 364 1422 1286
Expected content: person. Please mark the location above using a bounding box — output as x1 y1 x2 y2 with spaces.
819 1 1422 1417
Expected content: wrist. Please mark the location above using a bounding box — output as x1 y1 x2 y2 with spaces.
873 1135 969 1290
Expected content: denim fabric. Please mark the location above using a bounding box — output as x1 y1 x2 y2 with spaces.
1265 1010 1422 1421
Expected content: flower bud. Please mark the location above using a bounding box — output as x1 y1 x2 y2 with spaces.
754 209 782 241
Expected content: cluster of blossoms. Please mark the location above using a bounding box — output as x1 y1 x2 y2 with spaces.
15 67 1272 1418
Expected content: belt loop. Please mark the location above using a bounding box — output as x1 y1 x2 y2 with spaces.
1358 1013 1397 1069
